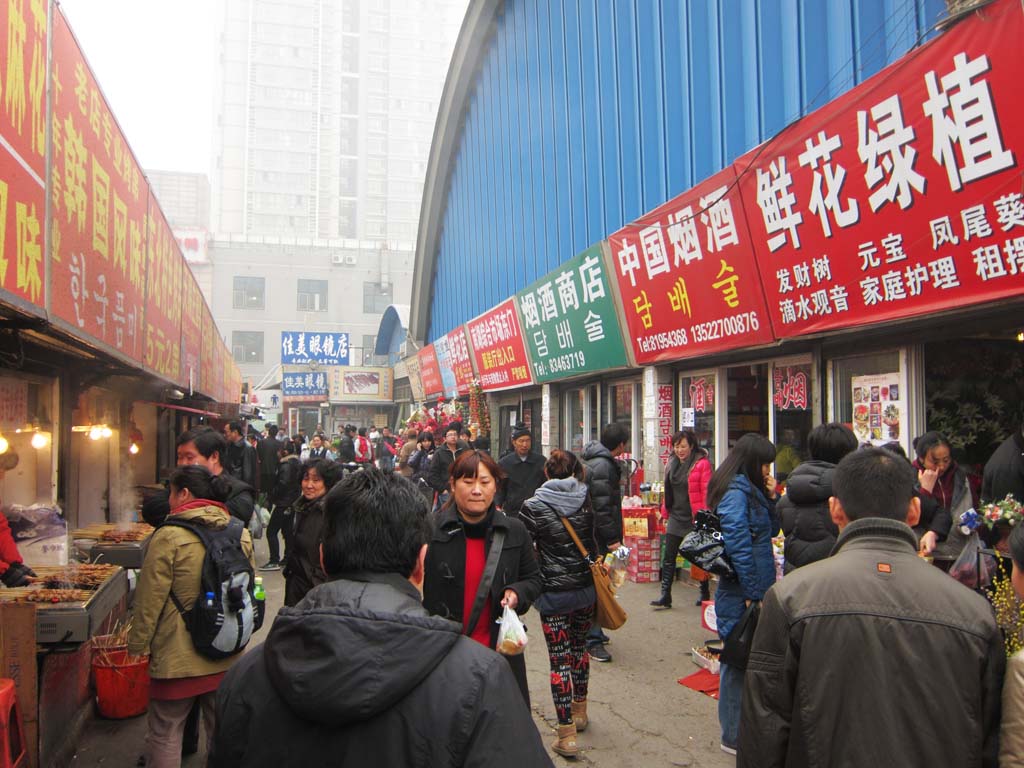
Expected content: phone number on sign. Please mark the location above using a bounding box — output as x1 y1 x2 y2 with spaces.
690 312 760 344
543 350 586 375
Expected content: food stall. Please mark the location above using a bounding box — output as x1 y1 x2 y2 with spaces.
72 523 154 570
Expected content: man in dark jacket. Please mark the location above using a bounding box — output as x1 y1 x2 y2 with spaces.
175 426 255 525
224 421 258 488
336 424 356 463
427 425 468 505
581 422 628 662
208 469 552 768
256 424 283 494
496 423 546 517
982 422 1024 503
261 443 303 570
740 447 1004 768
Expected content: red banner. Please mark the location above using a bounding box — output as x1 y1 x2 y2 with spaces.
181 272 203 393
0 0 46 312
466 298 533 391
608 167 774 365
200 304 215 398
417 345 443 399
445 326 475 395
50 9 147 361
143 195 184 383
736 0 1024 339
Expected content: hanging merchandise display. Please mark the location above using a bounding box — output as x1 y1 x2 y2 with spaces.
468 379 491 438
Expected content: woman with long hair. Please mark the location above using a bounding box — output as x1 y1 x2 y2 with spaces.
519 449 596 758
128 465 255 767
282 458 344 606
705 433 779 756
422 450 542 707
652 430 713 609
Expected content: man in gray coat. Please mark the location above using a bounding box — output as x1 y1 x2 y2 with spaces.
739 447 1003 767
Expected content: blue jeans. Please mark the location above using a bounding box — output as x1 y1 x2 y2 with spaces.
718 662 744 749
586 624 609 648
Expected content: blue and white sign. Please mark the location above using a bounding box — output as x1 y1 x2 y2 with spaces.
281 332 349 365
282 371 328 397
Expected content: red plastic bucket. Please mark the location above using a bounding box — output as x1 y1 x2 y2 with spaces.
92 649 149 719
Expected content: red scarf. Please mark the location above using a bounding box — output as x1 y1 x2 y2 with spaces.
170 499 229 515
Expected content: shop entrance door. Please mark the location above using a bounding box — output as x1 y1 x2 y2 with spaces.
727 364 769 450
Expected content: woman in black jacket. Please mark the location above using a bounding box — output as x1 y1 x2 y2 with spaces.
282 458 343 606
422 450 542 708
519 450 596 759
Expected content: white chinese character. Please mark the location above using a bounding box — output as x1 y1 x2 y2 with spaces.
668 206 703 265
797 130 860 237
795 296 812 320
904 263 930 296
309 334 323 358
617 239 642 287
973 245 1007 281
994 193 1024 231
537 282 558 322
859 242 880 271
555 319 574 349
923 52 1015 192
812 255 832 282
533 329 549 357
881 233 907 263
1004 237 1024 274
860 276 883 306
779 299 797 324
520 293 541 329
793 262 811 288
929 216 960 250
322 335 336 359
583 311 605 342
811 288 832 315
282 334 295 358
304 373 314 387
336 334 348 358
555 270 579 314
858 95 926 212
830 284 850 312
295 333 307 358
640 225 670 280
579 254 606 302
961 204 993 241
699 186 739 251
316 373 325 389
881 270 907 301
929 256 961 289
756 157 803 252
776 268 794 294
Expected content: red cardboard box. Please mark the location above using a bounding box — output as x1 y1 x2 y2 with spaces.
622 506 661 539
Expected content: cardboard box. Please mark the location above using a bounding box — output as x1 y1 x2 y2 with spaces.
622 507 660 538
627 570 659 583
1 602 39 768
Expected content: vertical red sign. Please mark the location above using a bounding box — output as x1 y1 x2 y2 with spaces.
417 345 444 399
180 273 203 393
143 196 184 383
200 304 215 398
466 298 534 391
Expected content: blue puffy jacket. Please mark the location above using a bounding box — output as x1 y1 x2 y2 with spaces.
714 474 778 640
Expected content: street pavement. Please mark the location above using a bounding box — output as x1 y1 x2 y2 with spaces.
72 537 735 767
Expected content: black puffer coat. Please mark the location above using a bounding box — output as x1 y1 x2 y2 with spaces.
581 441 623 548
283 494 326 607
780 460 838 572
520 478 594 592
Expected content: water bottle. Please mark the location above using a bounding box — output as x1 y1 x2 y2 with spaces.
254 576 265 602
204 591 215 608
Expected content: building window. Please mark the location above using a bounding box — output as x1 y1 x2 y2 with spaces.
297 279 328 312
232 276 265 309
362 281 392 314
232 331 264 364
362 334 377 365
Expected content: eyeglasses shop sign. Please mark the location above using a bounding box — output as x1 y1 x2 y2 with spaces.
280 331 349 365
517 245 630 383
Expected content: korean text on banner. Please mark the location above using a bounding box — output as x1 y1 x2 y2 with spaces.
280 331 349 366
144 197 184 383
518 245 630 382
445 327 474 395
736 0 1024 339
608 167 774 365
0 0 47 313
466 299 534 392
417 345 444 399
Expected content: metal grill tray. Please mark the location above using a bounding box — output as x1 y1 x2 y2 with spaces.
32 569 129 644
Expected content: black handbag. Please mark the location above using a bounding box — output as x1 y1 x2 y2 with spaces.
679 508 735 578
720 600 760 671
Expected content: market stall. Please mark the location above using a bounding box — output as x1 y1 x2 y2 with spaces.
72 523 154 569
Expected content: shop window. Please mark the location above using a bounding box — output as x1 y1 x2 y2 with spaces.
607 382 635 451
832 351 902 449
727 364 769 449
232 276 265 309
772 363 813 480
679 373 717 461
0 376 56 509
297 279 328 312
232 331 264 364
566 389 585 454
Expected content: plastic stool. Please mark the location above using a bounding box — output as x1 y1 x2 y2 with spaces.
0 678 26 768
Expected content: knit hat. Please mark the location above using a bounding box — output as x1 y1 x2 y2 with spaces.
512 423 531 441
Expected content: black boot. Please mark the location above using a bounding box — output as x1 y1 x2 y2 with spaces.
650 562 674 609
695 578 711 606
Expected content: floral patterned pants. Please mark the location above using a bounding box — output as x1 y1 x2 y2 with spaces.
541 604 594 725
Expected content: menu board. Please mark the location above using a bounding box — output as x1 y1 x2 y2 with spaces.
851 373 903 446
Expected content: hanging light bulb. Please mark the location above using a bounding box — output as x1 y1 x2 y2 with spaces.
89 426 103 441
129 442 140 455
31 432 49 449
0 435 8 454
101 425 113 439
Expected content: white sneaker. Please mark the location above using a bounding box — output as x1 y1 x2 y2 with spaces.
721 744 737 756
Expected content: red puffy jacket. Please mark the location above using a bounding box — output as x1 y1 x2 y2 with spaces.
0 513 24 575
687 455 713 514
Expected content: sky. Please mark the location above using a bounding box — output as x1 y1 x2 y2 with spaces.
57 0 216 174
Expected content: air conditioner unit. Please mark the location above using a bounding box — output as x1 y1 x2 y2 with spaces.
331 253 345 265
344 254 358 266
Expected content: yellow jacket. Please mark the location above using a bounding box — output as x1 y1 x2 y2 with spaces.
1002 651 1024 767
127 503 255 679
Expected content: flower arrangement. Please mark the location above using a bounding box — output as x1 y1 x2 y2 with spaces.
401 397 465 437
981 494 1024 529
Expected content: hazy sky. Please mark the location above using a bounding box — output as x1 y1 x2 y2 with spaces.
57 0 216 174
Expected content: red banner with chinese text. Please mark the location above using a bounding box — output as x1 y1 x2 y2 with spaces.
50 9 147 362
181 272 203 394
0 0 47 312
143 194 184 383
199 304 215 399
445 326 475 395
736 0 1024 339
417 345 444 399
608 167 775 365
466 298 534 391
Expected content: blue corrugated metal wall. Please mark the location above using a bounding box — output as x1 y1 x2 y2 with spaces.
427 0 946 341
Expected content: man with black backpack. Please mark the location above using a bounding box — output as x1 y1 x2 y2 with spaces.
176 426 256 526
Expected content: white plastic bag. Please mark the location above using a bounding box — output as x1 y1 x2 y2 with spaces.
496 604 528 656
248 505 267 540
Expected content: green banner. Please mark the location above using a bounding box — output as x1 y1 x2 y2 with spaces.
516 245 629 383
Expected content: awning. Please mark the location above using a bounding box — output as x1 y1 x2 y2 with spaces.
136 401 222 418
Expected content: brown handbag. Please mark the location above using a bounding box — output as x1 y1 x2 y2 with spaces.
559 516 628 631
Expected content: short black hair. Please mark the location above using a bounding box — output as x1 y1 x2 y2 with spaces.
176 425 227 463
266 424 279 437
302 458 344 490
914 431 950 460
321 469 431 577
357 427 367 437
168 464 231 503
600 422 630 451
808 422 858 464
833 447 915 522
228 421 244 435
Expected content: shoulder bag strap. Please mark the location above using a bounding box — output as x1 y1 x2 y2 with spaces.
559 513 594 564
464 527 506 636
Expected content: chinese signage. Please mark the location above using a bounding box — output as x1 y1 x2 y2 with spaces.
143 198 184 382
433 335 457 398
736 0 1024 339
327 366 394 403
404 353 425 402
50 9 149 364
282 370 328 397
466 298 533 391
851 373 903 446
0 0 46 312
417 345 444 399
517 245 630 382
445 327 474 396
0 378 28 428
656 384 674 462
181 272 204 392
609 167 774 365
280 331 349 366
772 365 810 411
